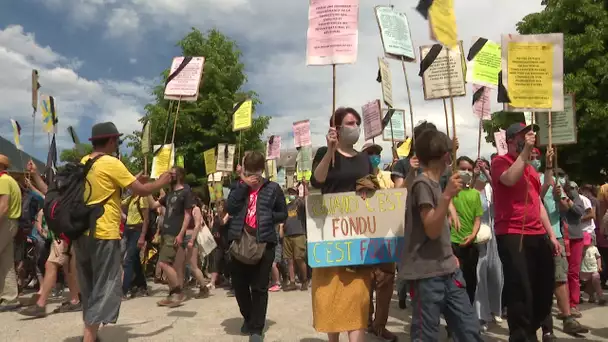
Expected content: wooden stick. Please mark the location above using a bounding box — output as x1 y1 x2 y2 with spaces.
401 57 416 146
238 131 243 169
442 98 450 139
167 97 182 170
331 64 336 166
445 48 457 172
477 118 483 160
144 154 148 175
162 101 175 146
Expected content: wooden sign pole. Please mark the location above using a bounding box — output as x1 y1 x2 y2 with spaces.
401 56 416 145
167 96 182 170
445 48 457 172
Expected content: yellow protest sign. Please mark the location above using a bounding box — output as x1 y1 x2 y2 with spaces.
233 99 253 131
467 39 501 87
208 183 216 202
428 0 457 48
204 148 216 175
151 144 174 179
507 42 554 109
396 138 411 157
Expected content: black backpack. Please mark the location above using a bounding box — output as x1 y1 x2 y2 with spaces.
145 209 159 242
44 155 109 240
19 189 41 236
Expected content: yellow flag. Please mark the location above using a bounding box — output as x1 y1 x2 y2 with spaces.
233 99 253 131
40 95 57 133
429 0 458 48
11 119 22 151
396 138 412 157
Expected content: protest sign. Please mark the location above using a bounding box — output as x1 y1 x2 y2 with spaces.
203 148 216 175
306 0 359 65
277 167 286 188
374 6 415 61
382 108 406 141
163 57 205 101
420 42 466 100
494 130 508 155
378 57 394 107
362 100 383 141
293 120 312 147
472 85 491 120
466 37 501 88
306 188 406 267
233 99 253 131
501 33 564 111
266 136 281 160
535 94 577 146
265 159 278 181
216 144 236 172
297 146 313 181
428 0 457 48
151 144 174 178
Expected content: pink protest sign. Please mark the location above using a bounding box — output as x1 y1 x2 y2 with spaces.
472 85 491 120
306 0 359 66
164 57 205 100
495 129 508 155
293 120 312 147
266 136 281 160
362 99 382 141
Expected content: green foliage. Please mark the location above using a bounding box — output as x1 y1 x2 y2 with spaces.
482 111 526 146
512 0 608 183
126 28 270 186
59 144 93 163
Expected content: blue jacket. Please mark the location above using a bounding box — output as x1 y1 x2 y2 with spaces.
225 179 288 244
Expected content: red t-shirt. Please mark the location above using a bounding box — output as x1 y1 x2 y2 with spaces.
491 154 544 235
245 187 261 229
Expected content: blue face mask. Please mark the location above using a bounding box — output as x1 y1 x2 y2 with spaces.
288 195 296 202
369 155 381 169
530 159 541 171
478 173 487 183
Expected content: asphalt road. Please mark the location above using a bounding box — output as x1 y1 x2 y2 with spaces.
1 284 608 341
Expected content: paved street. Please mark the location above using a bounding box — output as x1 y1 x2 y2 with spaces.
1 284 608 341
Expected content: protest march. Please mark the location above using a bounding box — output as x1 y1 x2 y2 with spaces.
2 0 608 341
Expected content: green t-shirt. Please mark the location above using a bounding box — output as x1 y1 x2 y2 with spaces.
451 188 484 244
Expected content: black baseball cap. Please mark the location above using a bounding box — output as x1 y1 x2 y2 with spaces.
505 122 539 141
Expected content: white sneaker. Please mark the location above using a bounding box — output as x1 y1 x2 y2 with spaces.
206 283 215 290
493 315 503 324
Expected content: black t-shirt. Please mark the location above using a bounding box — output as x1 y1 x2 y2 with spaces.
159 188 194 236
284 200 307 236
310 147 373 194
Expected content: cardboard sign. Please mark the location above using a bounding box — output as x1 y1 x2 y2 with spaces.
362 100 383 141
378 57 394 107
164 56 205 101
374 5 415 61
535 94 577 146
293 120 312 147
216 144 236 172
494 130 508 155
203 148 216 175
151 144 174 179
466 37 501 88
420 42 466 100
306 189 406 267
382 108 406 142
233 100 253 131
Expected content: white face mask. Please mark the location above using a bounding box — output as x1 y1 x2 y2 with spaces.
458 170 473 187
339 126 360 146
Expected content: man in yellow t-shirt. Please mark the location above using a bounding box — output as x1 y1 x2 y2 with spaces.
0 154 22 306
120 192 150 297
75 122 170 342
361 143 397 341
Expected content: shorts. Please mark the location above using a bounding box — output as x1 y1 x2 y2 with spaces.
180 231 197 250
283 235 307 260
554 239 568 283
47 239 73 266
159 235 178 264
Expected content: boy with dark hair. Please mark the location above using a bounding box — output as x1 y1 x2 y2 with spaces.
226 151 288 341
399 129 482 341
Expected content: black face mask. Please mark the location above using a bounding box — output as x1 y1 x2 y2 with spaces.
515 140 525 153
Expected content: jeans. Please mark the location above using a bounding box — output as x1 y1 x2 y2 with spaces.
231 245 275 335
452 243 479 304
409 269 482 342
122 228 147 295
567 238 584 308
497 234 555 342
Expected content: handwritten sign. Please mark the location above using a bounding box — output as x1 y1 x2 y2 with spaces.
428 0 458 48
362 100 382 141
494 130 508 156
164 57 205 101
203 148 216 175
382 108 406 142
293 120 312 147
472 85 491 120
535 94 577 146
216 144 236 172
420 42 466 100
378 57 394 107
501 33 564 112
466 38 501 88
306 0 359 65
233 100 253 131
374 6 415 61
151 144 174 179
306 188 406 267
266 136 281 160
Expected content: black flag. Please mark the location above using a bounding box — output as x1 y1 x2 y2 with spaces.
45 134 57 185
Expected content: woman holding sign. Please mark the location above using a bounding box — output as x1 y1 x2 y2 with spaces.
310 108 375 342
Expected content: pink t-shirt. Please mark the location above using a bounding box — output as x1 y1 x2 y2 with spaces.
245 188 260 228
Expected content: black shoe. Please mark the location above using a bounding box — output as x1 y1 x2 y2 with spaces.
398 299 406 309
18 304 46 318
542 333 557 342
241 321 250 335
563 317 589 335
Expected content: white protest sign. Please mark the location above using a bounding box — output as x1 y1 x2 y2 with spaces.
535 94 577 146
164 57 205 101
374 6 415 61
382 108 406 142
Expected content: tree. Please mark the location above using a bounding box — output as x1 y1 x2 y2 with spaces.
127 28 270 185
59 144 92 163
510 0 608 182
482 112 526 147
